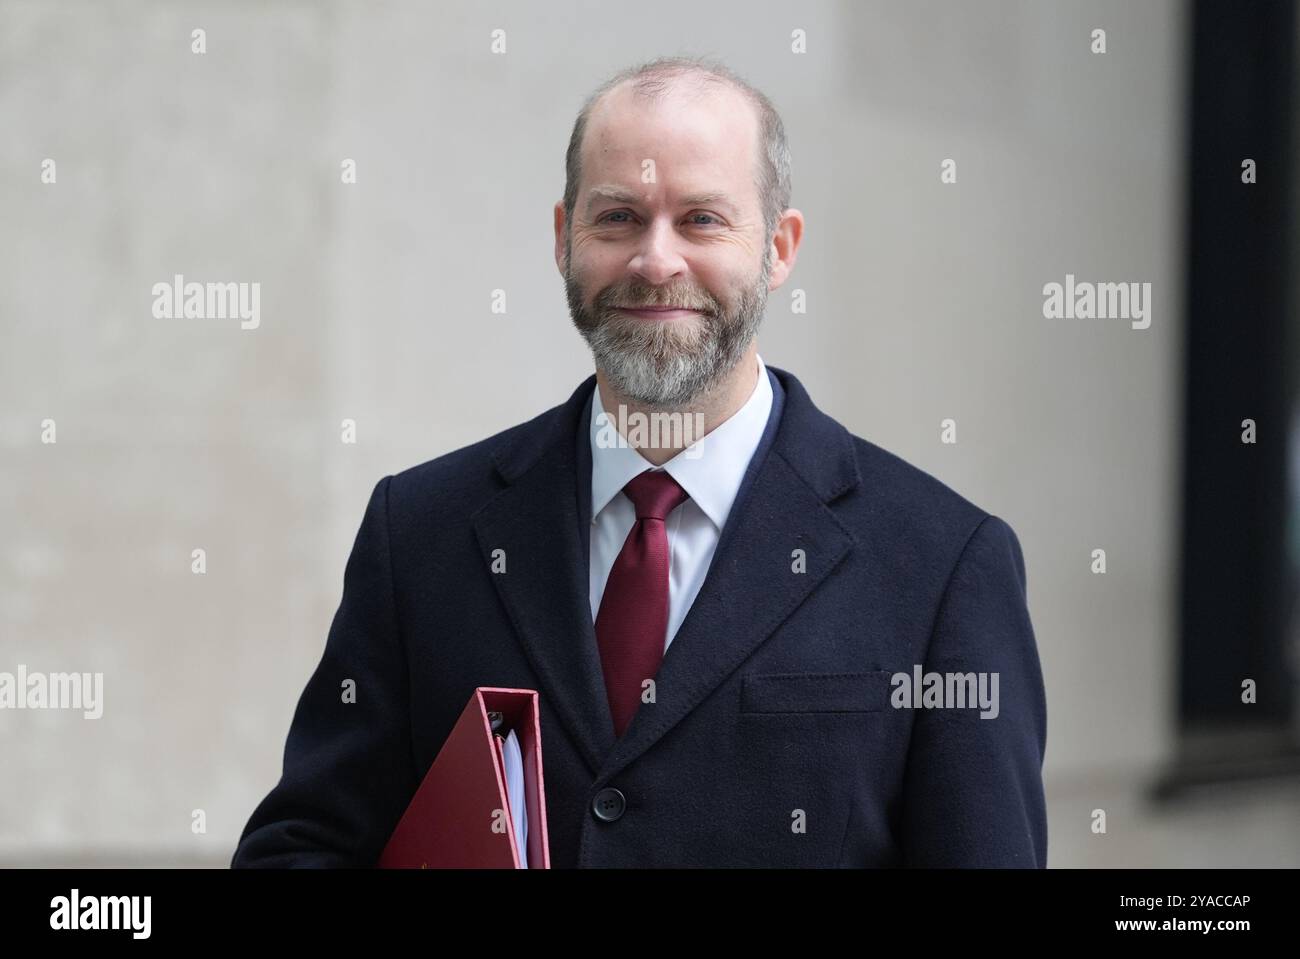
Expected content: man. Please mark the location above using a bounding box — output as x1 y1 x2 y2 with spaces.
232 56 1047 868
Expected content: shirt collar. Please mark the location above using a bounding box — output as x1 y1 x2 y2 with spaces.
589 354 774 531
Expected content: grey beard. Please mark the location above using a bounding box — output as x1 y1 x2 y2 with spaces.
566 254 771 409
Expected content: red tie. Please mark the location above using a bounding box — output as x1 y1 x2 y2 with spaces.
595 469 691 739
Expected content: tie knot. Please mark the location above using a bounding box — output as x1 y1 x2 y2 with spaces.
623 469 690 521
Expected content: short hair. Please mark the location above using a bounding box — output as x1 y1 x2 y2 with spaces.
562 56 791 248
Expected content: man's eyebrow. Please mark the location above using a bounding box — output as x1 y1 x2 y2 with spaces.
584 185 738 215
585 185 642 212
678 192 734 209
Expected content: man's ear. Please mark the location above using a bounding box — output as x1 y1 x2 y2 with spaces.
766 208 805 290
553 201 568 274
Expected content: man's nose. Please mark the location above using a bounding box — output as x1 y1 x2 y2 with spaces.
626 218 688 286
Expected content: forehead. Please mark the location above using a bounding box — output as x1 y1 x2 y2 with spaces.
580 80 760 202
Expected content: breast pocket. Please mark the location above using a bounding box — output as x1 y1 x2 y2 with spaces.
739 670 894 715
731 669 895 865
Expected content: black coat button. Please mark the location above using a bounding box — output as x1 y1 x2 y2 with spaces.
591 787 626 822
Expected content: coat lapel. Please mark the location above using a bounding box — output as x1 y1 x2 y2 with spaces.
472 378 615 776
598 367 861 781
472 366 862 783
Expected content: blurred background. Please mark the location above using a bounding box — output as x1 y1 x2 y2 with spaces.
1 0 1297 867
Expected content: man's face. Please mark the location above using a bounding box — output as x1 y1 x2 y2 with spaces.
561 83 773 409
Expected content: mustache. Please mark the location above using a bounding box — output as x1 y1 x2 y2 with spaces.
595 285 716 313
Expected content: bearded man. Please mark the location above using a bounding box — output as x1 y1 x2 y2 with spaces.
233 56 1048 869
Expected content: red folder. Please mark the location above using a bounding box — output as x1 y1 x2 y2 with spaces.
378 687 551 868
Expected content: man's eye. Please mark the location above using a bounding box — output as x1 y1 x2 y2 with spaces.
597 211 721 226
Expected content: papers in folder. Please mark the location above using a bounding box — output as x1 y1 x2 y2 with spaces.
377 687 550 869
500 728 528 866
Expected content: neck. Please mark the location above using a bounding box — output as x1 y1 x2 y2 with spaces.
596 343 760 467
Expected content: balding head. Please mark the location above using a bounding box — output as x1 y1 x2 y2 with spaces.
563 57 791 250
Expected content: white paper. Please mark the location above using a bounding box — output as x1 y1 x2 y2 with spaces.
502 728 528 868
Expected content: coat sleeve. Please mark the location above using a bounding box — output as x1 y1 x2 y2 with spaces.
231 475 419 867
898 514 1048 867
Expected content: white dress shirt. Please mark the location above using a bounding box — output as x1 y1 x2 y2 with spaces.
589 353 774 653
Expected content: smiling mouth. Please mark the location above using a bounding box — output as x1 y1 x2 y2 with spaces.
615 306 703 319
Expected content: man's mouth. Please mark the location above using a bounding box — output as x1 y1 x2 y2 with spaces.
615 306 702 320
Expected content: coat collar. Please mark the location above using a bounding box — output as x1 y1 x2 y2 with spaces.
472 365 861 780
